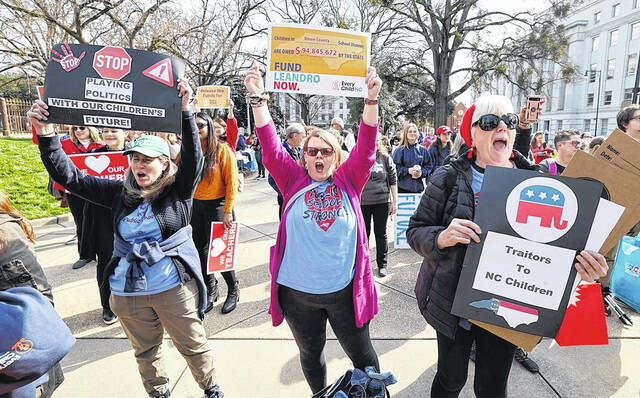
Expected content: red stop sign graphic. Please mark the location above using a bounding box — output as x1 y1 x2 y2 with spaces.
93 46 131 80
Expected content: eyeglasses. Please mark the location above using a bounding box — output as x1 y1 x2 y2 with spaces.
472 113 519 131
196 122 207 129
72 126 86 131
560 140 581 147
305 147 334 157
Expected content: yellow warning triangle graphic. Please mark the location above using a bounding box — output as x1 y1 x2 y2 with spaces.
142 58 174 87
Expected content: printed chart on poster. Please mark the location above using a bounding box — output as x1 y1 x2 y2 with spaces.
451 167 603 337
207 222 240 274
196 86 230 109
394 194 421 249
266 23 371 97
42 42 185 133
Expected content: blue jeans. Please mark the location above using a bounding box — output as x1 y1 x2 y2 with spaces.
431 325 516 398
278 282 380 394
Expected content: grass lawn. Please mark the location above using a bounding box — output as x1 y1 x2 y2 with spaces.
0 136 69 220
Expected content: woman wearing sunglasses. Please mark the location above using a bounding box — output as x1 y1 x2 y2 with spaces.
60 125 104 270
81 128 127 325
190 112 241 315
245 61 382 394
407 93 609 398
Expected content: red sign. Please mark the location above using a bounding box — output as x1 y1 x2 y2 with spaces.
207 222 239 274
142 58 174 87
68 152 130 180
93 46 131 80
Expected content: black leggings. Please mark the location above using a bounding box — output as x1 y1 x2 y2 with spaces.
360 202 389 269
431 325 516 398
278 282 379 393
191 198 238 291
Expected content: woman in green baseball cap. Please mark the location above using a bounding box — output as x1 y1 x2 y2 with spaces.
28 78 224 398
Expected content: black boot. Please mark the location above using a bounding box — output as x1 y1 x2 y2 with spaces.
204 385 224 398
204 275 220 314
221 281 239 314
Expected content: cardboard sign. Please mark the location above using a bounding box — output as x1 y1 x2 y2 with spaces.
451 167 603 337
196 85 230 109
596 129 640 176
68 152 129 181
206 222 239 274
265 23 371 97
394 194 421 249
43 42 185 133
563 150 640 253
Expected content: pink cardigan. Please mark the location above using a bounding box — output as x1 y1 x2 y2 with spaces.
257 119 379 328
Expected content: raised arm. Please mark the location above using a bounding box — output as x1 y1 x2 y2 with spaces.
245 61 302 195
28 101 120 208
338 67 381 192
173 78 204 199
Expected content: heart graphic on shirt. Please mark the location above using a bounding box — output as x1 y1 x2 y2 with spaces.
304 184 344 232
84 155 110 174
210 238 226 257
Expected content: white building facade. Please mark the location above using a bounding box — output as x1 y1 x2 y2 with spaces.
477 0 640 140
276 94 351 128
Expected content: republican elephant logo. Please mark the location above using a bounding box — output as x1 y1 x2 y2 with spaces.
515 185 568 230
506 177 577 243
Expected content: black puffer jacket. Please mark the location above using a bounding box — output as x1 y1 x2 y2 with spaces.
407 147 538 338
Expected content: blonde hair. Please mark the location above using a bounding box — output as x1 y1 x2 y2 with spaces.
0 189 35 249
69 126 101 145
123 155 178 205
400 123 419 148
300 129 344 177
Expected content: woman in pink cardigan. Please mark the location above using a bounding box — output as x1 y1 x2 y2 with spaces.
245 62 382 394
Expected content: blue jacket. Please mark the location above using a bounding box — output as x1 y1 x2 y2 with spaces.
427 142 451 175
392 143 431 193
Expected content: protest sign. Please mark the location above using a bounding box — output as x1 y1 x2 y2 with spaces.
563 150 640 253
207 222 239 274
265 23 370 97
451 167 603 337
596 128 640 176
394 194 421 249
196 86 230 109
43 42 185 133
68 152 129 181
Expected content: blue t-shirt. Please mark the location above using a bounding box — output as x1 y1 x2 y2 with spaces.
110 202 181 296
471 164 484 208
277 180 357 294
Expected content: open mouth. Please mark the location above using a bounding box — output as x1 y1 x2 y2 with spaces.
137 172 147 180
492 136 508 151
314 161 324 173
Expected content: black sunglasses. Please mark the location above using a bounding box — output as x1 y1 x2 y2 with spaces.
472 113 519 131
305 147 334 157
196 122 207 129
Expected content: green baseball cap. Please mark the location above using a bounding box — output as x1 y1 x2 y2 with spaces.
123 135 170 158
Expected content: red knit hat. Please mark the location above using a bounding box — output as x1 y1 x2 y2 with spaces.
436 125 452 135
460 104 475 158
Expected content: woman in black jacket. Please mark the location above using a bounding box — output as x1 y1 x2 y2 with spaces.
28 79 224 398
406 93 609 398
81 127 127 325
427 125 453 177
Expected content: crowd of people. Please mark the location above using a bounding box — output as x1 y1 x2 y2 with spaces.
3 59 639 397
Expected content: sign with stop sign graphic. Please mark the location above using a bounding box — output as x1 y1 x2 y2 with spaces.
93 46 131 80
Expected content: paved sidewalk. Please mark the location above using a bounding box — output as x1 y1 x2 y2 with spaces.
35 177 640 397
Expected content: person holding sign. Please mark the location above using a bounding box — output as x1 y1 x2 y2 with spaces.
28 79 225 398
392 123 431 193
82 127 127 325
191 111 241 315
407 93 609 398
246 61 382 394
61 125 104 270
